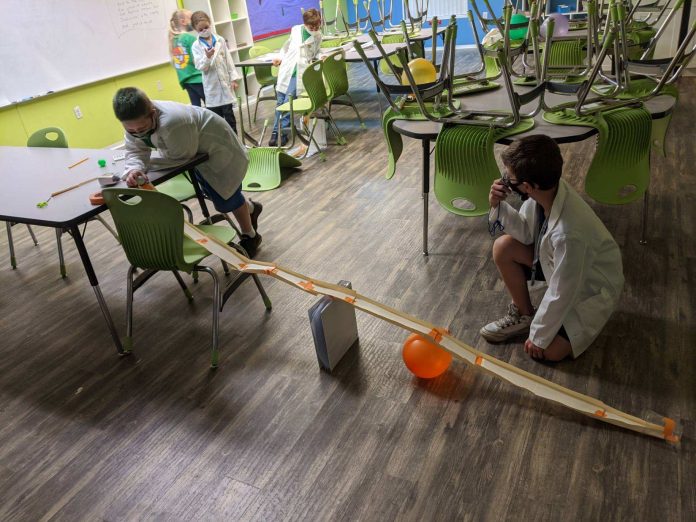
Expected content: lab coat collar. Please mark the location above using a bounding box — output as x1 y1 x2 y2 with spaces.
546 179 569 231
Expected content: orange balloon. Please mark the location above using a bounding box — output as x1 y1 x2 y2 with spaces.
402 333 452 378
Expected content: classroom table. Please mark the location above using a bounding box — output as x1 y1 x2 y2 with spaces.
236 42 407 126
391 89 677 255
0 146 209 354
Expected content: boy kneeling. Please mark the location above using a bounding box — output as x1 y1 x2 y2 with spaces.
480 135 624 361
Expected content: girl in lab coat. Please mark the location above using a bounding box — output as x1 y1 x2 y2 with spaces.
269 9 323 147
191 11 241 134
481 135 624 361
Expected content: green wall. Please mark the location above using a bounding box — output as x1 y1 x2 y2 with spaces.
0 0 346 148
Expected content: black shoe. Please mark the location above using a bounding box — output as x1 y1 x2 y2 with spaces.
268 134 278 147
280 134 289 146
239 233 262 258
249 200 263 231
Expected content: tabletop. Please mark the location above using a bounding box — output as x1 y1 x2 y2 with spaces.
236 42 406 67
391 87 677 143
0 146 207 228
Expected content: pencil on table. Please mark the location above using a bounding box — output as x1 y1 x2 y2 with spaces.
68 157 89 169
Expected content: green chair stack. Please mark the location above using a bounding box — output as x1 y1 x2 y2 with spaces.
103 188 272 367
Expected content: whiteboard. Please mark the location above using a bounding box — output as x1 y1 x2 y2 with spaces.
0 0 179 107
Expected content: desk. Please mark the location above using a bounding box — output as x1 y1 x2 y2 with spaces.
391 88 677 255
236 42 407 126
0 147 208 354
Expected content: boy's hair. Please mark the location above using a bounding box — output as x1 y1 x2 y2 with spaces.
190 10 211 29
302 8 321 26
501 134 563 190
113 87 152 121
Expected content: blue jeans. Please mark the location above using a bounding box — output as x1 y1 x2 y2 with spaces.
272 75 297 136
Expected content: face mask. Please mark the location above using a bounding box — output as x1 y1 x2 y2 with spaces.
199 29 212 38
131 114 157 139
502 175 529 201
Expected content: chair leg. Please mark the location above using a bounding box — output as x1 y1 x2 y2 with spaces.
26 225 39 245
326 113 347 146
221 260 230 276
197 266 221 368
95 215 120 242
253 87 263 123
303 118 325 160
345 93 365 128
55 229 67 278
6 222 17 269
182 204 194 223
251 274 273 310
172 270 194 301
125 265 136 353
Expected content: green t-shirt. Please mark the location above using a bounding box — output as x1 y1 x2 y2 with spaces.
292 27 312 78
171 32 203 87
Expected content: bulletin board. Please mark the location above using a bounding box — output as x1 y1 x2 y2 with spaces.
247 0 321 40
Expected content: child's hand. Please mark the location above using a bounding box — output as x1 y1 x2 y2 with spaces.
489 179 510 208
125 171 148 188
205 47 215 58
231 81 239 90
524 339 545 360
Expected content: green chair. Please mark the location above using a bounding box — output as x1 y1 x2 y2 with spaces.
275 60 346 159
157 172 197 222
322 50 365 130
249 45 278 123
103 188 272 367
27 127 69 148
379 33 408 76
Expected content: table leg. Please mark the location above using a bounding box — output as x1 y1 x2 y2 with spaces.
189 169 213 224
242 68 252 128
69 224 124 354
422 139 431 256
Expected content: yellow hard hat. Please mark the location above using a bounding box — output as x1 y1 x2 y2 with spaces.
400 58 437 86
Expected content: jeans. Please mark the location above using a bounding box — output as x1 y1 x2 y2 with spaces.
272 75 297 136
184 82 205 107
207 103 238 136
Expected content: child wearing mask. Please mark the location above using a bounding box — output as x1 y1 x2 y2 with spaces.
269 8 323 147
191 11 241 134
168 9 205 106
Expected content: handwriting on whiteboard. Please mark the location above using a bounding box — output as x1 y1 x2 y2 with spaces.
110 0 166 37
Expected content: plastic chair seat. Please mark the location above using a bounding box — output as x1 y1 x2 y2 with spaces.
276 97 313 113
182 224 236 264
157 173 196 202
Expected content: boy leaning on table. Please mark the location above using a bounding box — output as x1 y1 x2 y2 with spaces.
481 135 624 362
111 86 263 257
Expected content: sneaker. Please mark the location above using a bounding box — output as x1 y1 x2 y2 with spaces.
480 303 534 343
280 133 289 146
249 200 263 231
268 133 278 147
239 232 262 258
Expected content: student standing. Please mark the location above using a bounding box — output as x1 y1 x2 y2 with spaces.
112 87 263 257
269 8 323 147
190 11 240 134
481 135 624 361
168 9 205 106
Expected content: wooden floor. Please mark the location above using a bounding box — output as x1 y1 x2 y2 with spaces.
0 60 694 521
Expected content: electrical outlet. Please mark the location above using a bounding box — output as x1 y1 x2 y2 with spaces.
73 106 83 119
156 80 163 91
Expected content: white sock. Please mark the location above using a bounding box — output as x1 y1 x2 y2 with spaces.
242 229 256 238
247 200 254 213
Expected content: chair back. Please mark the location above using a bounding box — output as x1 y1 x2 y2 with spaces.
249 45 276 86
27 127 68 148
323 51 349 98
302 61 329 110
103 188 190 271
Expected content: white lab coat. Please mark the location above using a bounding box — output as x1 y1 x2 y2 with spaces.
276 25 322 94
490 179 624 357
123 101 248 199
191 33 240 108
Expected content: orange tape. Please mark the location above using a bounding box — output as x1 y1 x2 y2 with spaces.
299 281 315 291
265 267 279 275
196 238 208 244
663 417 679 443
428 327 449 343
344 296 356 304
594 409 607 418
238 263 248 270
475 355 483 366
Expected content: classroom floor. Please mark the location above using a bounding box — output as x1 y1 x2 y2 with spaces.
1 56 694 521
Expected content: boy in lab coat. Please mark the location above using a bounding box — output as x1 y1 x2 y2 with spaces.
481 135 624 361
269 8 323 147
112 87 263 257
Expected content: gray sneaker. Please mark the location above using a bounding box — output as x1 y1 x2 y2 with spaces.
480 303 534 343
